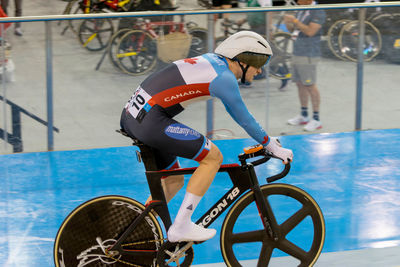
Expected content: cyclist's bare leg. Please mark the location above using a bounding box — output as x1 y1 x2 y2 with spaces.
187 142 223 196
167 142 223 242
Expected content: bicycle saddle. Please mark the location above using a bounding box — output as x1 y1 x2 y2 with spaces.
116 129 143 146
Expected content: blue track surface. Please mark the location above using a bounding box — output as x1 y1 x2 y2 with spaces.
1 129 400 266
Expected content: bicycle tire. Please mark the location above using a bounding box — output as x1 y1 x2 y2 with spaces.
54 195 164 267
115 29 158 76
268 32 293 80
62 0 84 35
188 27 208 58
327 19 351 61
108 28 132 70
338 20 382 62
220 184 325 267
271 32 294 55
78 17 114 51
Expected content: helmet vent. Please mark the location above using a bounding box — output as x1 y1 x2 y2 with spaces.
257 41 267 48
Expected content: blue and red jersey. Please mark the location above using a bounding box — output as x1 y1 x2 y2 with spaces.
125 53 270 146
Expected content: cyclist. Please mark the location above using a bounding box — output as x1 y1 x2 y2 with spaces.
120 31 293 243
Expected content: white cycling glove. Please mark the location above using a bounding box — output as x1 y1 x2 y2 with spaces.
265 137 293 164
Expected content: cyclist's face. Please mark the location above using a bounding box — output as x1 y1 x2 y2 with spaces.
245 65 262 83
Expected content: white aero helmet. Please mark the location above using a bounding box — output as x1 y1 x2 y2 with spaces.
215 31 273 69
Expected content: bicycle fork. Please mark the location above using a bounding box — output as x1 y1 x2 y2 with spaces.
247 164 279 241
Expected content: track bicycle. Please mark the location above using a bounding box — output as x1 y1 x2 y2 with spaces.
54 129 325 266
61 0 176 51
95 17 207 74
112 18 207 76
61 0 135 35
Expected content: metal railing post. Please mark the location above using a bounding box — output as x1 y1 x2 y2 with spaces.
1 23 7 151
206 13 215 139
355 8 366 131
265 11 271 132
45 21 54 150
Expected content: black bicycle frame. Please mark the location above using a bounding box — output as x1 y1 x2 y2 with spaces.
109 132 289 256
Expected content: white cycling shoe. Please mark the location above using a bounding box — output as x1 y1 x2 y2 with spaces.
167 222 216 243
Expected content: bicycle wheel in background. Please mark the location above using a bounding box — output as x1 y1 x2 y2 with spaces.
327 19 351 61
78 18 114 51
115 30 158 76
54 195 164 267
369 12 400 63
339 20 382 62
271 32 294 55
61 0 85 35
108 28 132 70
220 184 325 266
268 32 293 80
188 27 208 58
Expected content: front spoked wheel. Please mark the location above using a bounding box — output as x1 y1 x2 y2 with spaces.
54 195 164 267
78 18 114 51
116 29 158 76
221 184 325 267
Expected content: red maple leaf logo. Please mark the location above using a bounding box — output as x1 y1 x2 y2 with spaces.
184 58 198 65
262 136 269 145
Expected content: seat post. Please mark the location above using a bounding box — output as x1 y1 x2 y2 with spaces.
135 142 172 227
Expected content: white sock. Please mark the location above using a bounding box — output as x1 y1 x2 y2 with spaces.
167 191 216 242
173 191 202 227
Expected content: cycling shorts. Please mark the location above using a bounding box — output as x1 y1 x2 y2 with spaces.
120 105 211 170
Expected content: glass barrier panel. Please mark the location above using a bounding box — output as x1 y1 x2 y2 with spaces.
362 6 400 130
1 2 400 154
0 22 48 153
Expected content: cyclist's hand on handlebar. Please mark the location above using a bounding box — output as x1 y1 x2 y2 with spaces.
265 137 293 164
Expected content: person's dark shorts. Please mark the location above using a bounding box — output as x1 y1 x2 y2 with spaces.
291 56 319 86
120 105 211 170
212 0 231 7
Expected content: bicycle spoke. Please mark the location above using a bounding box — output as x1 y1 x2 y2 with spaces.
280 205 309 236
229 229 265 244
277 238 308 262
98 28 112 34
257 242 274 267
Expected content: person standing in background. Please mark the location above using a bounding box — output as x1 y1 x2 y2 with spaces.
238 0 272 36
284 0 325 131
212 0 232 23
1 0 23 36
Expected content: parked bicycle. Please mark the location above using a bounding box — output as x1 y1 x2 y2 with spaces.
54 129 325 266
61 0 135 35
106 18 208 76
61 0 177 51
